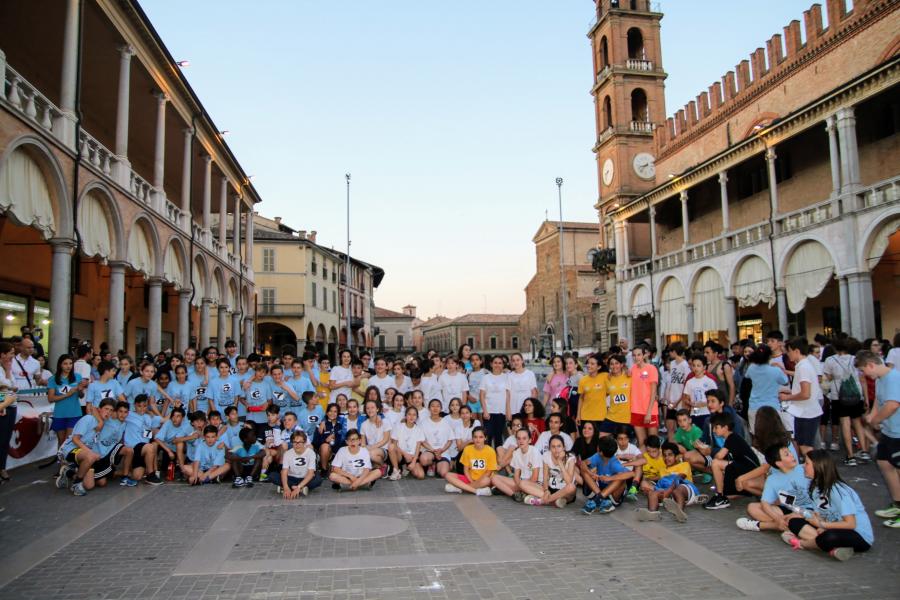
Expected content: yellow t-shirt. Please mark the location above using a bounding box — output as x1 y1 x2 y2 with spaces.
461 444 498 481
577 373 609 421
317 371 331 410
351 377 368 403
663 460 693 482
605 373 632 425
641 451 666 480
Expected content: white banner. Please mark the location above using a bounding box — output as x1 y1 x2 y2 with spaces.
6 391 58 469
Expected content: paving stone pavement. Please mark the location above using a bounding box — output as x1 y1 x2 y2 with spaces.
0 460 897 600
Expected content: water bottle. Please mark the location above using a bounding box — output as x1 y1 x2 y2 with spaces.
166 461 175 481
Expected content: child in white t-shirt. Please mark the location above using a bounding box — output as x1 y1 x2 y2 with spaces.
328 430 381 492
279 430 320 499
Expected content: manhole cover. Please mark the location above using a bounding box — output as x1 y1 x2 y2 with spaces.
307 515 409 540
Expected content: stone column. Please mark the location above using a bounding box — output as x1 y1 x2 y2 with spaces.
108 261 127 353
57 0 79 147
153 92 168 194
621 220 630 266
218 177 228 249
836 107 861 196
846 272 875 340
245 207 254 267
719 171 730 233
680 190 690 247
180 128 193 214
766 147 779 218
626 315 634 346
826 115 841 212
838 276 850 335
648 206 658 258
49 238 76 363
231 312 242 353
114 45 135 183
217 305 228 349
685 303 695 343
233 199 242 260
617 314 627 343
243 316 255 353
147 278 163 354
653 309 662 350
724 296 737 345
202 155 212 237
199 298 212 349
177 290 191 352
776 287 789 335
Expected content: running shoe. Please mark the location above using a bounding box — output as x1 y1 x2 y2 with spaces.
843 456 858 467
275 485 283 494
119 477 138 487
389 471 402 481
781 531 802 549
636 508 660 521
554 498 567 508
524 494 543 506
55 463 70 489
301 485 309 496
597 498 616 514
857 451 871 462
444 483 462 494
704 494 730 510
259 472 269 483
664 498 687 523
829 548 854 561
581 499 597 515
475 487 492 497
694 472 713 485
245 476 254 488
883 516 900 528
427 466 436 477
875 504 900 519
338 483 351 492
71 482 86 496
626 485 638 501
145 473 164 486
513 491 525 503
736 517 761 531
232 476 245 488
828 442 840 451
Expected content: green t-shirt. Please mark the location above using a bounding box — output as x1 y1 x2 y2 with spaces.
674 424 703 450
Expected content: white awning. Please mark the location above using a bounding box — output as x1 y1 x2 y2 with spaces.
78 191 112 261
785 241 833 313
631 285 652 318
659 278 687 334
0 148 56 237
866 217 900 268
734 255 775 308
127 224 153 276
191 263 205 307
693 268 726 332
163 243 184 290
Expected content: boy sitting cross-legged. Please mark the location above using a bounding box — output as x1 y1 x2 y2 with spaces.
227 427 265 488
637 441 709 523
581 435 633 514
186 425 231 485
704 412 760 510
279 430 322 498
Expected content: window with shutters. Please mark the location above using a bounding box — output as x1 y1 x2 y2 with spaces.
262 288 275 310
262 248 275 272
312 282 317 307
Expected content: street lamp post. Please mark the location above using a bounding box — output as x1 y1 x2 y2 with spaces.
345 173 352 351
556 177 570 351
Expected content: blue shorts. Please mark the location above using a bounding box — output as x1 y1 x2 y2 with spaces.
51 416 81 431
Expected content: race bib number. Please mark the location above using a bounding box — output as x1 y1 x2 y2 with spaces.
222 383 232 393
351 458 365 469
251 390 261 400
471 458 486 470
612 394 627 404
308 415 319 423
60 385 71 395
294 457 307 467
101 389 114 399
142 429 152 440
196 387 207 397
778 491 797 507
273 391 286 406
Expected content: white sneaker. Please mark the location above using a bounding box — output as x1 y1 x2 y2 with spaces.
389 471 402 481
829 442 840 451
736 517 761 531
427 466 436 477
524 494 543 506
301 486 309 497
554 498 567 509
444 483 462 494
475 487 492 497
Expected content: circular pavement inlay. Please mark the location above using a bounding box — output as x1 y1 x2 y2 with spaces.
307 515 409 540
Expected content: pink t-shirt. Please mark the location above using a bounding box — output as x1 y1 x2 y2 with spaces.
542 372 568 401
629 363 659 415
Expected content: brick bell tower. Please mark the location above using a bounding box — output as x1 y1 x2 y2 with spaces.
589 0 667 241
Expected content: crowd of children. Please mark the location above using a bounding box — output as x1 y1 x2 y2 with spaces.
34 334 899 562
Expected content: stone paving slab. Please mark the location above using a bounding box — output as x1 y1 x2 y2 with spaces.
0 460 898 600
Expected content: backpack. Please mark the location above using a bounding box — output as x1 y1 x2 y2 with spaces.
836 358 862 407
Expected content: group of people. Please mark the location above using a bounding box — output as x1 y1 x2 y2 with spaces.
0 331 897 563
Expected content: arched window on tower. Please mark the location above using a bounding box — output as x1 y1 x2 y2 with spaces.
603 95 613 130
631 89 648 121
599 36 609 69
627 27 645 60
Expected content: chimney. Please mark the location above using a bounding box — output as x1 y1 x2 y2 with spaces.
298 229 307 239
403 305 417 317
274 216 282 225
308 231 317 243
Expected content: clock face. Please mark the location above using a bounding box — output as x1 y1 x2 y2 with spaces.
633 152 656 180
602 158 614 186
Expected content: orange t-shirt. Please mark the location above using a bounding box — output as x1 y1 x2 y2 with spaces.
629 363 658 415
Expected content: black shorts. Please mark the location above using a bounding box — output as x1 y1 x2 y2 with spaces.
831 399 865 420
598 420 630 435
793 416 820 447
787 519 871 552
664 408 679 422
132 442 152 470
877 433 900 468
584 420 607 435
723 462 755 496
94 444 125 480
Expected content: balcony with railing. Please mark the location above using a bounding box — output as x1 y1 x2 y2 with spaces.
258 304 305 318
1 46 251 278
350 316 365 329
629 120 654 133
625 59 654 71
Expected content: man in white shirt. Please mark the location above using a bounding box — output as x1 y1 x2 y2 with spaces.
11 337 41 389
779 338 824 458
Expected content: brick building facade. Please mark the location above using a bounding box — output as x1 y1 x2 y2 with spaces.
422 314 522 355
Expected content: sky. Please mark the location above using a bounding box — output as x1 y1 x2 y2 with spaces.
142 0 815 319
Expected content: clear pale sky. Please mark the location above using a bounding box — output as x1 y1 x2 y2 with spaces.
142 0 814 319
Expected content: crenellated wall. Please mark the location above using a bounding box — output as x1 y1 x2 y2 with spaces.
653 0 899 177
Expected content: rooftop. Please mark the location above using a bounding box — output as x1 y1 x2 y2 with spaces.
373 307 414 320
